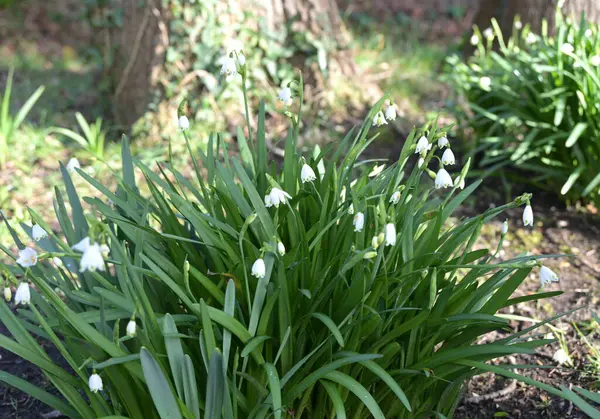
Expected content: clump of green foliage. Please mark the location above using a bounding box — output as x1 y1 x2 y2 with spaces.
447 12 600 207
1 71 599 418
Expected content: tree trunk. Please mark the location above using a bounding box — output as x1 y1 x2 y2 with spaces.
474 0 600 36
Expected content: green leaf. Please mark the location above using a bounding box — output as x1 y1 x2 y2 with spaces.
140 347 182 419
565 122 587 147
323 371 385 419
264 363 283 419
241 335 271 358
311 313 345 348
321 380 347 419
163 314 185 399
205 350 225 419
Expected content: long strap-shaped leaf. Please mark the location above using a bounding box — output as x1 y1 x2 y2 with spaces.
140 347 182 419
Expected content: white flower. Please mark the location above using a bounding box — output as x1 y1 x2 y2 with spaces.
454 175 465 190
385 105 397 121
371 235 379 249
441 149 456 166
264 193 273 208
585 28 593 37
251 258 266 278
237 53 246 66
415 136 431 154
16 247 37 268
479 76 492 91
178 115 190 131
277 241 285 256
278 87 293 107
348 203 354 215
522 204 534 226
435 168 453 189
126 320 137 338
66 158 80 173
89 373 103 393
501 220 508 235
591 55 600 66
73 237 106 272
220 56 237 77
560 43 574 54
438 136 449 148
483 27 494 39
470 34 479 46
418 157 425 168
540 265 559 287
14 282 30 305
526 32 537 44
390 191 401 204
369 164 385 177
32 224 47 241
268 188 292 208
372 111 387 127
385 223 396 246
4 286 11 302
300 164 316 183
353 212 365 232
514 20 523 30
552 348 570 365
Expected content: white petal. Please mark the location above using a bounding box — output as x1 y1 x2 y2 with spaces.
353 212 365 232
434 168 453 189
301 164 317 183
79 244 105 272
16 247 38 268
89 373 103 393
72 237 91 252
385 223 396 246
523 205 534 226
32 224 48 241
441 149 455 165
251 258 266 278
178 115 190 131
14 282 30 305
66 158 80 173
126 320 137 337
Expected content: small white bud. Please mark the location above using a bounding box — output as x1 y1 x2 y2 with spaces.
251 258 266 278
89 373 103 393
501 220 508 235
277 242 286 256
126 320 137 338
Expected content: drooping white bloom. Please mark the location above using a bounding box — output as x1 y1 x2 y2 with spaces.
14 282 30 305
591 55 600 66
369 164 385 177
372 111 387 127
300 164 317 183
32 224 48 241
348 203 354 215
72 237 106 272
385 223 396 246
479 76 492 91
371 236 379 249
501 220 509 235
434 168 453 189
66 157 80 173
522 204 534 226
220 56 237 77
552 348 570 365
415 136 431 154
470 34 479 46
483 27 494 39
277 241 286 256
418 157 425 168
268 188 292 208
4 287 11 302
560 43 574 54
126 320 137 337
454 175 465 190
251 258 266 278
178 115 190 131
390 191 401 204
540 265 559 287
16 247 37 268
441 148 455 166
385 105 397 121
237 53 246 66
438 136 449 148
526 32 537 44
89 373 103 393
278 87 293 107
264 193 274 208
353 212 365 233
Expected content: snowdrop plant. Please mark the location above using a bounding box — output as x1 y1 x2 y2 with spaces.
1 73 596 419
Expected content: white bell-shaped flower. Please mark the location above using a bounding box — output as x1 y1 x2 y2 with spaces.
126 320 137 338
220 56 237 77
178 115 190 131
415 136 431 154
441 149 455 166
32 224 48 241
483 27 493 39
540 266 559 287
16 247 38 268
278 87 293 107
385 105 397 121
237 53 246 66
385 223 396 246
438 136 449 148
66 157 81 173
526 32 537 44
434 168 453 189
264 193 274 208
389 191 401 204
251 258 266 278
14 282 30 305
372 111 387 127
4 286 11 302
552 348 570 365
523 205 534 226
501 220 508 235
560 43 574 54
353 212 365 233
89 373 103 393
470 34 479 45
300 164 316 183
268 188 292 208
277 241 286 256
73 237 106 273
